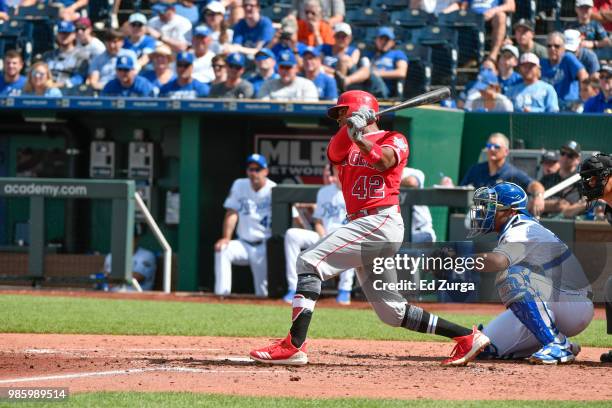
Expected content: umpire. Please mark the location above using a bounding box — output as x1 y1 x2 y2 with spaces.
579 153 612 363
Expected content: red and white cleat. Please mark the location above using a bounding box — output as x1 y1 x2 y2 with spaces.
249 333 308 366
442 326 491 367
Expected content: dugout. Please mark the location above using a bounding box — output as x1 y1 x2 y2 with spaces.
0 97 610 294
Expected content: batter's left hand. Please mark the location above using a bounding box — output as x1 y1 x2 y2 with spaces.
347 111 368 142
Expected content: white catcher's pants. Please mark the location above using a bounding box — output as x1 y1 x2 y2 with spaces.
284 228 355 292
214 239 268 297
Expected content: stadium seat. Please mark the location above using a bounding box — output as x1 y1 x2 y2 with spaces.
15 3 61 20
351 26 379 50
389 9 435 29
261 4 294 23
513 0 536 25
345 8 388 27
88 0 114 27
415 26 458 91
344 0 368 11
393 26 421 45
437 10 485 66
371 0 412 12
0 20 31 61
401 44 432 98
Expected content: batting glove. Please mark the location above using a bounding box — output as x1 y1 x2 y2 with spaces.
357 107 377 124
347 111 368 142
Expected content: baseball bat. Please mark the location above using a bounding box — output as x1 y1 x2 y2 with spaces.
542 173 582 200
375 87 451 117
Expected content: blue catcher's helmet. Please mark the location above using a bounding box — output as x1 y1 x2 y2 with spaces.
468 182 528 237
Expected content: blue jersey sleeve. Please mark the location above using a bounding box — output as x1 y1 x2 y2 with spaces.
565 52 584 79
232 21 246 45
544 84 559 112
260 17 275 45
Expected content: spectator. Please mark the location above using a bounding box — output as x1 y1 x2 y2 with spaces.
102 55 155 97
320 23 363 91
400 167 437 243
203 1 234 54
103 224 156 291
364 27 408 98
540 150 560 177
301 46 338 100
464 69 513 112
191 26 216 84
147 2 192 53
123 13 157 69
43 21 89 89
211 55 228 85
232 0 275 56
497 44 522 95
214 154 275 297
541 32 588 109
461 59 498 107
541 141 584 218
159 52 210 98
246 48 278 95
258 49 318 101
140 44 176 95
571 0 611 57
513 18 547 60
293 0 345 26
592 0 612 32
460 132 546 215
457 0 515 62
0 50 25 97
580 78 599 103
0 0 9 21
75 17 105 60
564 29 600 78
410 0 458 14
22 62 62 97
507 53 559 112
209 53 254 98
88 29 138 91
584 64 612 113
27 0 89 22
270 18 308 60
297 0 334 46
174 0 199 26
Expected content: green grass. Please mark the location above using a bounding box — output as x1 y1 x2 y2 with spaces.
2 393 611 408
0 294 609 347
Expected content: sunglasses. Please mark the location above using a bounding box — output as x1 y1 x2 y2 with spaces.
486 143 502 150
176 63 191 68
547 44 562 49
560 151 578 158
76 26 87 31
130 22 144 28
228 64 243 70
32 71 46 78
244 3 258 9
247 166 263 173
212 64 226 69
117 68 130 72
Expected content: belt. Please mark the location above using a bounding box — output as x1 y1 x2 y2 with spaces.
346 205 399 222
242 239 264 246
542 248 572 271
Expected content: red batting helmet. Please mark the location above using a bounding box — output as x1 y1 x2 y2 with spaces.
327 90 379 120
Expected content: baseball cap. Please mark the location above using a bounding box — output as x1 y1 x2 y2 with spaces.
246 153 267 169
519 52 540 66
301 46 320 58
226 52 245 67
333 22 352 36
176 51 195 64
561 140 581 155
376 26 395 40
277 49 297 67
193 25 212 37
75 17 92 29
152 2 173 14
541 150 559 163
576 0 594 7
57 21 76 33
513 18 534 32
599 64 612 76
255 48 275 61
564 29 581 52
128 12 148 25
116 55 135 70
205 0 225 14
500 44 519 59
473 69 499 91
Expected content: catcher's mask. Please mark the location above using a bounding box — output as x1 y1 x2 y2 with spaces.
468 182 528 238
578 154 611 202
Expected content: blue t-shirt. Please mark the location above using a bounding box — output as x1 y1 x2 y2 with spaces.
174 3 199 26
101 76 155 97
460 161 533 190
366 49 408 97
123 35 157 59
570 20 609 42
0 0 8 13
541 52 584 103
159 78 210 98
23 87 62 97
0 75 26 96
139 70 176 96
576 48 600 75
310 71 338 100
90 49 139 87
468 0 502 13
320 44 358 70
583 91 612 114
506 80 559 112
247 72 279 95
271 42 308 60
498 71 522 95
232 16 275 48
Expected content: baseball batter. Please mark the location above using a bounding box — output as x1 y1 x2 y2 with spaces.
214 154 276 297
250 90 490 366
284 164 355 304
468 182 593 364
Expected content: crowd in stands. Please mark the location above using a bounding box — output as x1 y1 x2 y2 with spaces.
0 0 610 113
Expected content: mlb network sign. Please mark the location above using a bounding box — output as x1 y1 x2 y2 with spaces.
255 135 330 184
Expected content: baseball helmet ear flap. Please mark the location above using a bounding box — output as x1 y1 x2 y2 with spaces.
327 90 379 120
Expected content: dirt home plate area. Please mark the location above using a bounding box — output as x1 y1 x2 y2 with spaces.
0 293 611 401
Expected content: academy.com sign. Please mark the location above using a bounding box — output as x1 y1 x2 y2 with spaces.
3 183 88 197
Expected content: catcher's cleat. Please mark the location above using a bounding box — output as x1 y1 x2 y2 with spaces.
601 350 612 363
529 339 575 365
442 326 491 366
249 333 308 366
